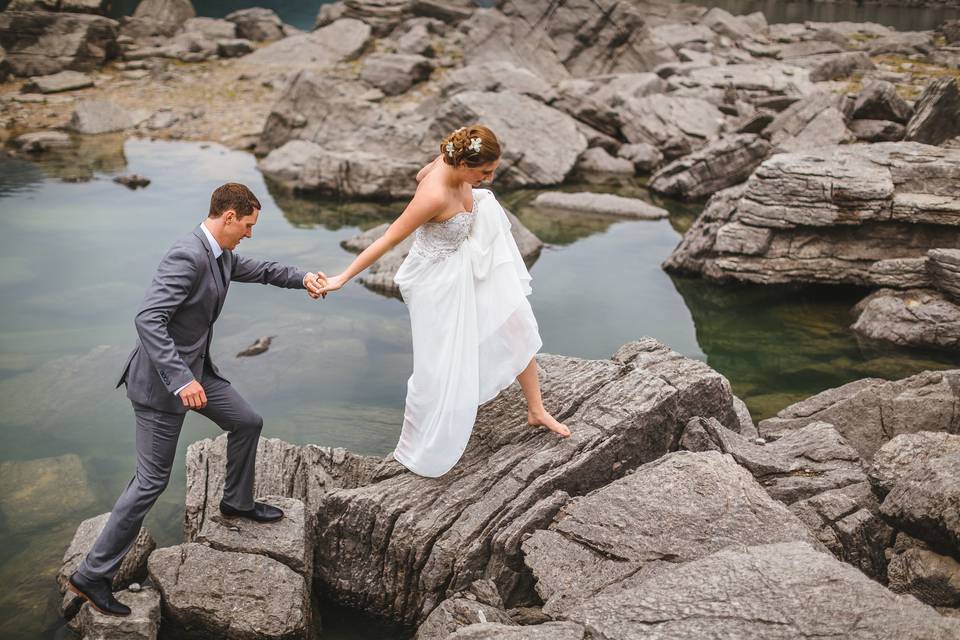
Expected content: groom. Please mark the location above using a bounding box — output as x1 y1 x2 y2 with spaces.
67 183 326 616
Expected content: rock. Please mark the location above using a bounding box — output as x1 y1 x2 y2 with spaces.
851 80 914 124
649 22 717 50
180 16 235 40
131 0 195 36
869 31 935 56
905 78 960 146
23 69 93 93
414 598 516 640
313 339 741 626
649 134 771 200
522 450 823 615
888 545 960 608
57 511 155 594
761 371 960 462
619 94 725 158
529 192 667 220
616 142 662 172
244 18 370 67
360 53 433 96
552 73 665 139
13 130 72 152
681 417 866 504
68 99 135 134
340 203 543 298
850 118 905 142
575 147 634 174
677 62 813 95
0 453 97 533
148 543 309 640
77 585 160 640
0 11 119 77
216 38 253 58
441 61 554 103
563 542 960 639
809 51 875 82
446 622 586 640
701 7 767 40
389 17 441 57
869 432 960 555
851 288 960 352
764 91 854 152
412 0 474 24
225 7 284 42
236 336 273 357
663 142 960 287
143 108 178 130
942 19 960 45
929 248 960 303
113 173 150 189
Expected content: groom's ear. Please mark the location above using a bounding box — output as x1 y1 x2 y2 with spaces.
222 209 237 224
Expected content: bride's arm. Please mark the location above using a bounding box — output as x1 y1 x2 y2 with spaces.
416 155 442 183
320 189 445 293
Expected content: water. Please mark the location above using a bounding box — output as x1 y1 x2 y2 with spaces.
1 138 956 640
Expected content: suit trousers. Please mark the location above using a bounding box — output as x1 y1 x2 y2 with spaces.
77 366 263 581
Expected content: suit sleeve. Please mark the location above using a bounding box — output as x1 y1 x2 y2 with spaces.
230 253 307 289
134 247 199 394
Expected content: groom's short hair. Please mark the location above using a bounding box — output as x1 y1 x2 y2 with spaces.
209 183 262 219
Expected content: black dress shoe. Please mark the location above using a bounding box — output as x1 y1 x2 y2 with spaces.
67 572 131 617
219 500 284 523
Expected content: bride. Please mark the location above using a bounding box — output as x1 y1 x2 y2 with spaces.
319 125 570 477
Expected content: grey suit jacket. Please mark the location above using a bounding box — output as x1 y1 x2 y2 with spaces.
117 225 307 414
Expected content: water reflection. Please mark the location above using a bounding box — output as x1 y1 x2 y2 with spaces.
266 180 400 232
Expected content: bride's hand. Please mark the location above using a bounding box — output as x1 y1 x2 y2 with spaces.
319 273 347 295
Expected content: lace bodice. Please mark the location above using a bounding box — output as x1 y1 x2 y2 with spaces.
408 203 477 262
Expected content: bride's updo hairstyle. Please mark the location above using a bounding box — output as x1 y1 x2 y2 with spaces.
440 125 501 167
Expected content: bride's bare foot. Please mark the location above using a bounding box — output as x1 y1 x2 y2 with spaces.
528 410 571 438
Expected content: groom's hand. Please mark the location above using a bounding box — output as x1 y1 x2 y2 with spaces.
304 272 327 299
179 380 207 409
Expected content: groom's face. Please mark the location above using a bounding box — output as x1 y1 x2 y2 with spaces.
223 208 259 250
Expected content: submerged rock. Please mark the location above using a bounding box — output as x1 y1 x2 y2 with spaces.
0 453 97 533
529 192 668 219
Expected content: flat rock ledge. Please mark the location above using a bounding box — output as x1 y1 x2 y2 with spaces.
529 191 668 219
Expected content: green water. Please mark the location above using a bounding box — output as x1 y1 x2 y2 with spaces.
0 139 955 640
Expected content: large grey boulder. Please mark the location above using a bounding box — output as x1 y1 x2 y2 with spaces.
905 77 960 146
618 94 725 159
869 31 935 56
764 91 854 153
663 143 960 287
22 69 93 93
929 248 960 303
675 62 813 96
225 7 285 42
131 0 194 36
529 192 667 220
850 118 906 142
561 542 960 639
701 7 767 40
179 16 236 40
339 205 543 298
851 288 960 352
870 432 960 556
57 512 155 594
360 53 433 96
77 585 161 640
681 417 866 504
244 18 370 67
68 99 136 134
148 543 309 640
441 61 555 103
760 371 960 462
851 80 914 124
522 450 823 616
575 147 635 174
648 134 771 200
0 11 118 76
808 50 875 82
13 130 73 152
313 339 740 626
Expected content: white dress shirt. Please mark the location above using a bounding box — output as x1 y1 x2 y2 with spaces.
173 221 222 396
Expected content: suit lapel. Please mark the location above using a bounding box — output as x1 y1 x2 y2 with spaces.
193 226 225 317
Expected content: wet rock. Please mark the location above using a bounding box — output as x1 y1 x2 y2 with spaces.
57 512 155 594
447 622 585 640
761 371 960 462
649 134 770 200
340 206 542 298
148 543 309 640
616 142 662 172
68 99 135 134
13 130 72 152
929 248 960 303
851 288 960 352
790 482 894 580
575 147 634 174
441 62 554 103
870 432 960 555
851 80 913 124
905 77 960 146
113 173 150 189
809 51 875 82
522 450 822 615
414 597 516 640
850 118 905 142
0 453 97 533
0 11 119 77
563 542 960 639
245 18 371 67
131 0 195 36
23 69 93 93
680 417 866 504
360 53 433 96
313 339 740 626
77 585 160 640
529 192 667 220
225 7 284 42
236 335 273 357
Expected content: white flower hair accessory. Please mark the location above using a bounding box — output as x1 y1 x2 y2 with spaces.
468 137 482 153
445 141 455 157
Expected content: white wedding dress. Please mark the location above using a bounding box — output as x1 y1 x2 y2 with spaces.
392 188 541 477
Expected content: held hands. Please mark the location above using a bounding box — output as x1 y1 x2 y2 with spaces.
304 271 328 299
179 380 207 409
318 273 347 296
